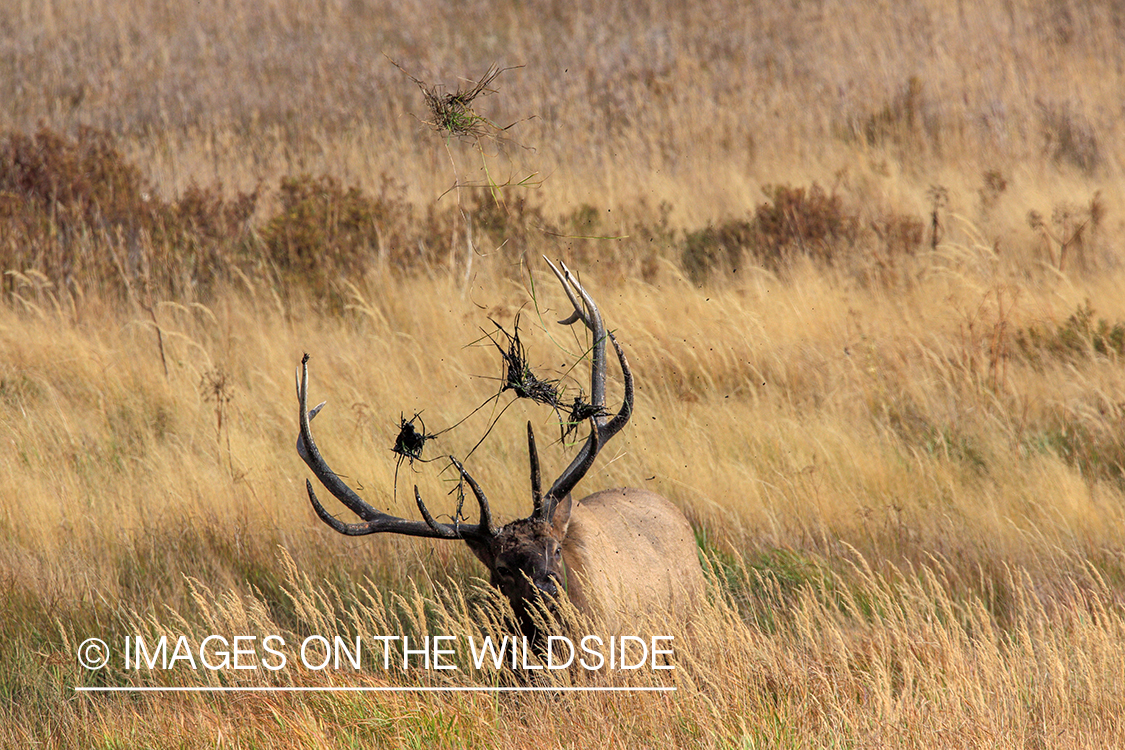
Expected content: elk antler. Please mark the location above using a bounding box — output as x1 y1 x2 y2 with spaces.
527 416 600 523
528 421 544 519
541 258 633 516
296 354 496 540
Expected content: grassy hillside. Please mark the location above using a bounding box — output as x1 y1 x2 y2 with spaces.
4 0 1125 746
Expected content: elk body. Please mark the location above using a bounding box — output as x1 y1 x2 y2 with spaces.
296 259 705 635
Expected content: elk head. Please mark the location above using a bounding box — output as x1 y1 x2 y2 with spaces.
295 258 633 636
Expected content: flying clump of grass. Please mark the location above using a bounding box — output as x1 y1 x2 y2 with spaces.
387 56 523 140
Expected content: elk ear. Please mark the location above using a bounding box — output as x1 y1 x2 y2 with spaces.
550 493 573 540
462 535 494 569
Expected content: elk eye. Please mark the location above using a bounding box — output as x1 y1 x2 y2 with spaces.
494 563 513 580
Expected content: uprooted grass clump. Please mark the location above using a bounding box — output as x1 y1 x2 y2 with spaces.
482 314 611 443
388 58 521 141
561 394 608 441
387 311 607 481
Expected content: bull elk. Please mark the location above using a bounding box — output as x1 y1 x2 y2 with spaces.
296 259 705 636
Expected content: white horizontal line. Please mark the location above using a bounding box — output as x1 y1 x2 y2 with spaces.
75 685 675 693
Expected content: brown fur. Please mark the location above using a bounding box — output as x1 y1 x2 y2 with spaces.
466 487 705 633
559 488 705 630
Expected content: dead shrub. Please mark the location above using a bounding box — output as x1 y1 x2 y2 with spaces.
863 210 925 286
753 183 861 268
258 174 413 307
0 127 257 301
680 219 754 283
854 76 942 155
680 183 862 282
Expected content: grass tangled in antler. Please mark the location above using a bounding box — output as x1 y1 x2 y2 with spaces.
489 316 563 408
391 412 435 467
389 313 608 500
486 316 607 441
562 395 608 441
390 411 442 505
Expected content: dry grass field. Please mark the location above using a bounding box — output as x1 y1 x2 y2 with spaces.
5 0 1125 747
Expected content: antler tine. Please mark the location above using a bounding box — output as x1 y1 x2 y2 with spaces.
297 354 494 540
545 417 600 508
544 256 607 410
305 480 377 535
527 422 545 521
297 354 384 524
414 486 459 538
540 260 635 515
449 457 497 537
598 331 634 444
544 257 588 325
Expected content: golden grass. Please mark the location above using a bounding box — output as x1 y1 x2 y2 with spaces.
4 259 1125 746
6 0 1125 745
6 0 1123 223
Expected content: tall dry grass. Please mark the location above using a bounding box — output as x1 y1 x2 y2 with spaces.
5 0 1125 745
4 0 1123 223
4 257 1125 745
